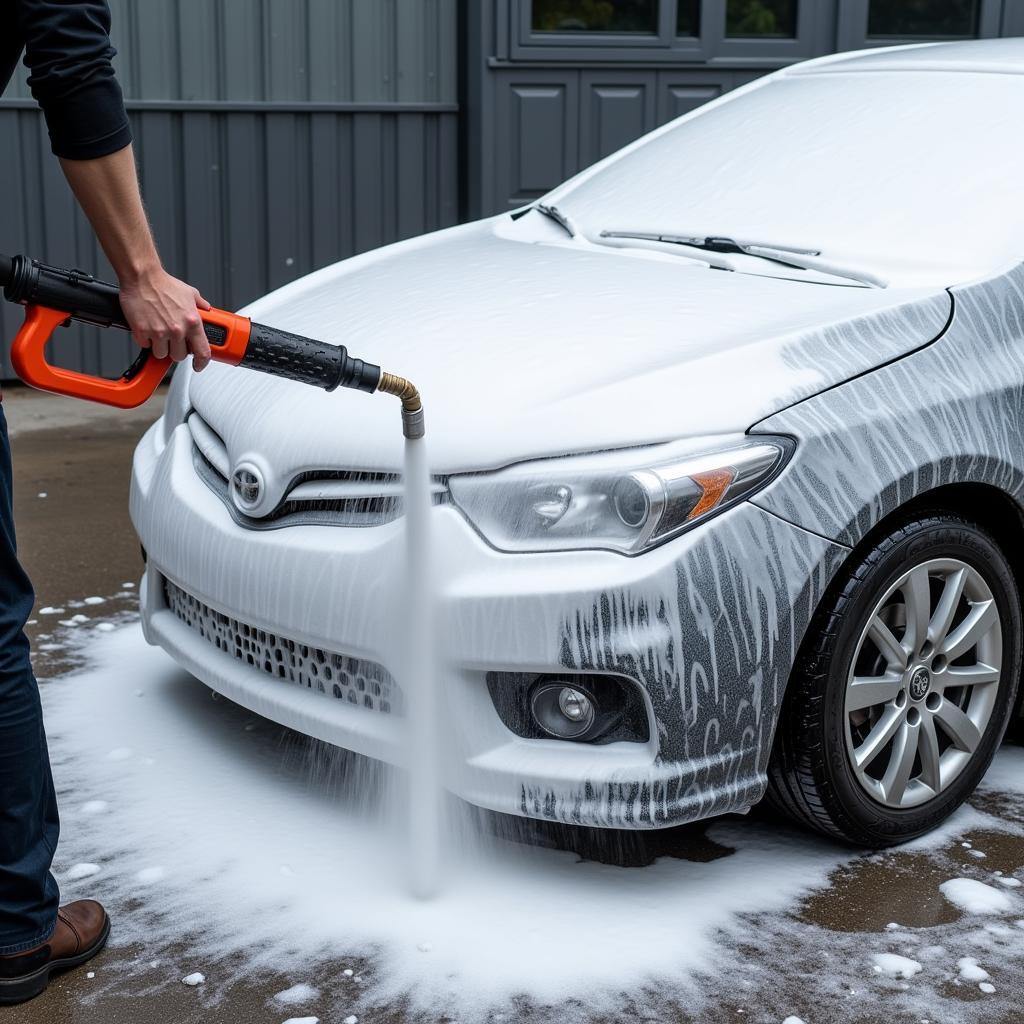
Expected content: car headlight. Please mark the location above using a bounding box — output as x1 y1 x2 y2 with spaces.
448 436 793 555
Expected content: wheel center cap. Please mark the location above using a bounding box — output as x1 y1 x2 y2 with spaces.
909 666 931 701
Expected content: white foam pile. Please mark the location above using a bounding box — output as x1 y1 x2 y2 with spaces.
274 983 320 1005
40 625 1024 1020
957 957 989 982
979 748 1024 795
939 879 1014 915
871 953 922 979
64 862 101 881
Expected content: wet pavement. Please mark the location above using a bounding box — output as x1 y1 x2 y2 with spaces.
5 384 157 667
3 386 1024 1024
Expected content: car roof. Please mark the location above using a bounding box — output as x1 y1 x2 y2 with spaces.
791 38 1024 77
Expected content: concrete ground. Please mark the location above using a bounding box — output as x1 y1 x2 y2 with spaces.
2 385 1023 1024
3 384 158 665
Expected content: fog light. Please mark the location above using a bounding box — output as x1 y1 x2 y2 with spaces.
558 686 592 723
531 682 595 739
489 672 649 744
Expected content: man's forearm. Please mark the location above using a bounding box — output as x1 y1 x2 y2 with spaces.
59 144 160 285
20 0 213 371
58 145 212 368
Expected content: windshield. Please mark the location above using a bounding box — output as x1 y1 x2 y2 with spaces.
550 71 1024 287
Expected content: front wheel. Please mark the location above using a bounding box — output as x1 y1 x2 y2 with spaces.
768 514 1021 846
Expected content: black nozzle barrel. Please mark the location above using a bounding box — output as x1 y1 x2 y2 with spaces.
240 321 380 394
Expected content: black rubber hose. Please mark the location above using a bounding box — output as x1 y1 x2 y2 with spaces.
0 254 13 288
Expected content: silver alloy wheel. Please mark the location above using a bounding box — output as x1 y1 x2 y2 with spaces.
844 558 1002 809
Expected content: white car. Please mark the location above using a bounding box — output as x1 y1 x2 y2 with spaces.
132 39 1024 846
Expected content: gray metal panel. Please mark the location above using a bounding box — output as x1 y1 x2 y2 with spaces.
493 70 580 208
1003 0 1024 35
579 71 657 168
481 65 742 211
656 73 730 124
221 0 267 101
1 107 458 379
1 0 458 381
9 0 457 104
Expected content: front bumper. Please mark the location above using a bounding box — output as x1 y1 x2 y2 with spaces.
131 419 848 829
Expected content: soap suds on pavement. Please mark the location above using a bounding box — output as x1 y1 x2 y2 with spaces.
871 953 922 979
40 625 1024 1022
940 878 1014 915
274 983 320 1005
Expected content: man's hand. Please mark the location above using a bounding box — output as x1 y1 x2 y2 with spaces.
119 267 213 371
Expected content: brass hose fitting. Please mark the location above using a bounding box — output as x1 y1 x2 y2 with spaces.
377 370 425 439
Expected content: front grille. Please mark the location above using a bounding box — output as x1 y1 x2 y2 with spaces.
187 411 446 529
164 578 401 714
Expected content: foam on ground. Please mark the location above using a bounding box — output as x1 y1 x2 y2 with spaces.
940 878 1015 915
41 625 1024 1021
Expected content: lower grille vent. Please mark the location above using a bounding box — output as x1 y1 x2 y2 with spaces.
164 578 401 714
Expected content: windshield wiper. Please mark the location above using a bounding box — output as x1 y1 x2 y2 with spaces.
534 203 578 238
603 232 820 257
599 231 888 289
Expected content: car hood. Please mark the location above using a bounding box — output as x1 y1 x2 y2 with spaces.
189 217 951 476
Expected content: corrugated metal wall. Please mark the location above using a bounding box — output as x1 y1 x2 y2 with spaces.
1 0 459 379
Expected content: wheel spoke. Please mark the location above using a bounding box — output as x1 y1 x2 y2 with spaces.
935 700 982 753
868 616 909 670
853 703 905 770
846 673 903 714
902 565 932 657
880 720 919 805
917 714 941 793
942 663 1000 689
928 567 967 648
941 599 997 662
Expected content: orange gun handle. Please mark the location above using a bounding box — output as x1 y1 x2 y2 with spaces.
9 305 253 410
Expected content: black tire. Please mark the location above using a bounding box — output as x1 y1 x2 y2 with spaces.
768 513 1021 846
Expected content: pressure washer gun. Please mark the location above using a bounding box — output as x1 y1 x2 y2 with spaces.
0 253 423 438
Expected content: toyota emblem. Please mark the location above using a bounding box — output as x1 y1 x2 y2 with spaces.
231 464 264 511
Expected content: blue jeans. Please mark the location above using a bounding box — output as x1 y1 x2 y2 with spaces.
0 404 59 954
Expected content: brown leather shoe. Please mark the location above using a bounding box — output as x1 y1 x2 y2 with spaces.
0 901 110 1005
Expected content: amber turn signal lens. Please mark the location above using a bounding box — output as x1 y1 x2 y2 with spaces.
687 468 736 521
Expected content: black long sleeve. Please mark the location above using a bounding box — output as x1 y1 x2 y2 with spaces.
1 0 131 161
